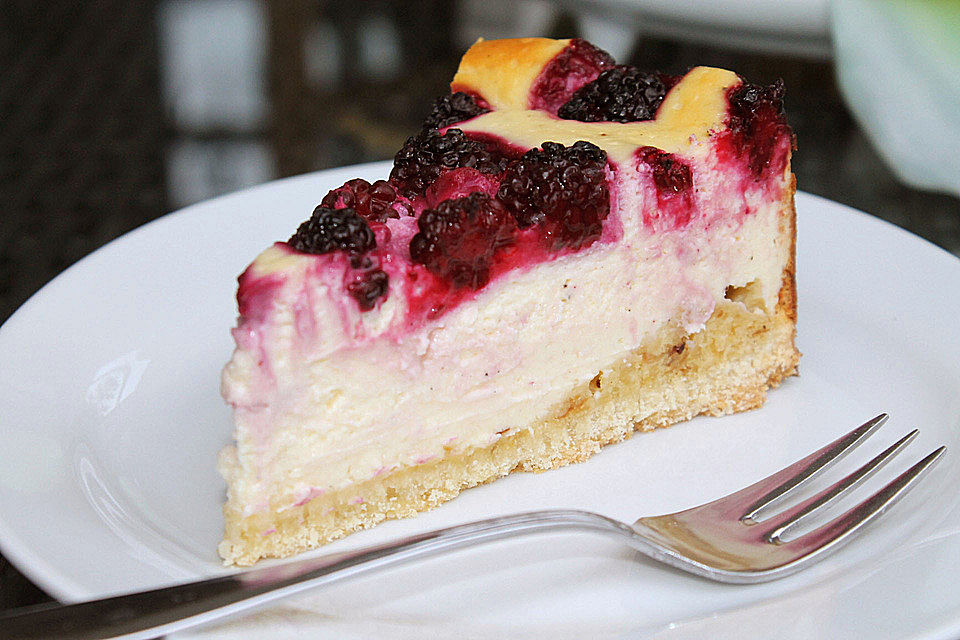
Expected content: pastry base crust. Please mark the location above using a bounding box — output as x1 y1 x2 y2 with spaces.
219 273 800 565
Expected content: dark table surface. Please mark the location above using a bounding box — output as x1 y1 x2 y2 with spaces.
2 0 959 626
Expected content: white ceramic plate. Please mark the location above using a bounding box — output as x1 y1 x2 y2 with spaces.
2 162 960 639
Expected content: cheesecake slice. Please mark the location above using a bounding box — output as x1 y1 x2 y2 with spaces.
219 37 800 565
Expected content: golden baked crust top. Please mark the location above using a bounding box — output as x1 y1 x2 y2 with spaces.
449 38 743 162
459 67 741 163
451 37 571 110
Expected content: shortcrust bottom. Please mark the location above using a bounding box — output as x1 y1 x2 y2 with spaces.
220 285 800 565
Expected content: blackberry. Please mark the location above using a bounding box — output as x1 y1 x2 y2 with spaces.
409 193 517 289
346 266 390 311
558 66 674 123
289 206 376 255
321 178 401 223
636 146 693 194
422 92 489 130
497 141 609 250
726 79 792 177
529 38 615 114
636 146 695 229
728 80 785 131
390 128 509 197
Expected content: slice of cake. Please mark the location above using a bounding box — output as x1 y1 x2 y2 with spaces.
218 37 800 565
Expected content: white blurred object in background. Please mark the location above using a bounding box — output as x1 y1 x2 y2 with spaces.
158 0 274 207
158 0 268 129
832 0 960 195
562 0 831 59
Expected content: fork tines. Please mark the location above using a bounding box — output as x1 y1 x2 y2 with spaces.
740 414 945 548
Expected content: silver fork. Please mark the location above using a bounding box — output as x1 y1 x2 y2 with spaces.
0 414 945 640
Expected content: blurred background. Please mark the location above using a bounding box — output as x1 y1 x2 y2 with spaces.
1 0 959 610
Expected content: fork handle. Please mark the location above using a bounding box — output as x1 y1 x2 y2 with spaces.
0 510 632 640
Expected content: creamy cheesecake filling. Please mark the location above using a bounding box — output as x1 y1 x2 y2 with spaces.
221 154 792 517
219 37 797 549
